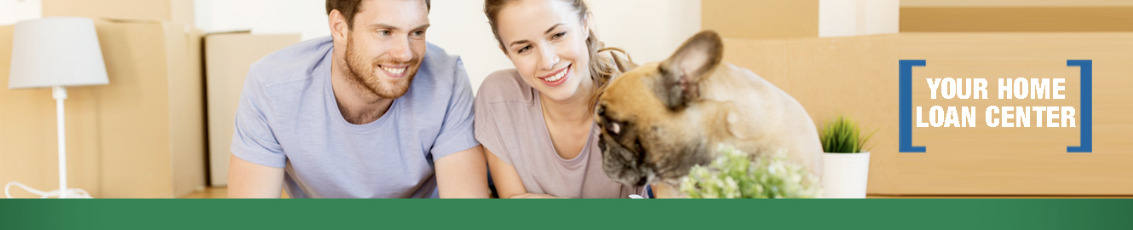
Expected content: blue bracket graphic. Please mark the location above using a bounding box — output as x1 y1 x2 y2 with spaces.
900 60 1092 153
1067 60 1093 153
899 60 926 153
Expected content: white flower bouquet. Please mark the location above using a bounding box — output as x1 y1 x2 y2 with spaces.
679 144 821 198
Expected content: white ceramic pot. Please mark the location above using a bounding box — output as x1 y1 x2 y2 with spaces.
821 152 870 198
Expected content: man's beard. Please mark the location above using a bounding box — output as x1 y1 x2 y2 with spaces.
343 35 418 99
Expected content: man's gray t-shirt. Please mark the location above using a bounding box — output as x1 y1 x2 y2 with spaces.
231 36 479 198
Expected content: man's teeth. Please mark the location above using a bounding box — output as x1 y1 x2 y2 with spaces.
382 66 406 75
544 69 567 82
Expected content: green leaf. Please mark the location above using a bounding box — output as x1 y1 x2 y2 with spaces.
818 114 872 153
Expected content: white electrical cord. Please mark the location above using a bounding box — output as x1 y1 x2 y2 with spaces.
5 181 92 199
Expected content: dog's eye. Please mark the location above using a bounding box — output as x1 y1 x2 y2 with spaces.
606 119 628 137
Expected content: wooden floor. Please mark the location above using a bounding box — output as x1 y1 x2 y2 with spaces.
179 187 228 198
180 186 1132 199
179 187 290 199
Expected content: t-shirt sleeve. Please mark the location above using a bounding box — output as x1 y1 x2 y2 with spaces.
473 72 516 165
230 69 287 168
430 58 481 160
473 97 510 165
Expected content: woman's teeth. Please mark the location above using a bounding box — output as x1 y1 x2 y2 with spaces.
543 68 567 82
382 66 406 75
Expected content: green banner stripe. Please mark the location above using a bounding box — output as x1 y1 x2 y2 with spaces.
1 199 1131 229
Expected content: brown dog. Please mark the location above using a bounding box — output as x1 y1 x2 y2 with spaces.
594 31 823 195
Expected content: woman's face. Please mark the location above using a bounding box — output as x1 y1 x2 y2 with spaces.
496 0 591 102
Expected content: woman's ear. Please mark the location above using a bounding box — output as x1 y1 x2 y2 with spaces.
582 12 594 39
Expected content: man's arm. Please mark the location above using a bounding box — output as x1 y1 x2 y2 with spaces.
227 155 285 198
434 145 491 198
227 62 289 198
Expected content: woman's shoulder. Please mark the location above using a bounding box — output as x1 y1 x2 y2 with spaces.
476 69 536 106
473 69 540 160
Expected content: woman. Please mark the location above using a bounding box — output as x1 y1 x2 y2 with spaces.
474 0 638 198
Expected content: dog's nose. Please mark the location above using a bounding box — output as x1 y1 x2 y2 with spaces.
634 177 647 186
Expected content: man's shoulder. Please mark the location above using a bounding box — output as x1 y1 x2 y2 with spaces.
418 42 462 82
424 42 456 65
405 42 468 99
247 36 334 87
241 36 333 118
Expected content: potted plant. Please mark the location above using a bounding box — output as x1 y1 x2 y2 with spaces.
679 144 821 198
819 115 873 198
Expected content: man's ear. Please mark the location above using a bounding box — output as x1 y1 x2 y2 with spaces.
329 9 350 42
655 30 724 109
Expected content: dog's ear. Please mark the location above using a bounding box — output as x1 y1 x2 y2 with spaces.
611 51 638 72
655 30 723 109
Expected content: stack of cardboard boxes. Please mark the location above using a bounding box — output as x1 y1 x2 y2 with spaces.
0 0 299 197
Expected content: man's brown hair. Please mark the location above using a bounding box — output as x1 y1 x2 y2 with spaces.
327 0 432 28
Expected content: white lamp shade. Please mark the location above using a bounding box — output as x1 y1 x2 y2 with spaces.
8 17 109 89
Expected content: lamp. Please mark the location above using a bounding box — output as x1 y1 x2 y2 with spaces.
5 17 107 198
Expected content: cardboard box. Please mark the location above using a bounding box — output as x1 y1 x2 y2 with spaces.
92 19 205 198
204 32 300 186
901 6 1133 32
701 0 898 39
43 0 194 26
0 19 205 198
701 0 819 39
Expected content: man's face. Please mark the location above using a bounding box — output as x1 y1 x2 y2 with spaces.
343 0 430 99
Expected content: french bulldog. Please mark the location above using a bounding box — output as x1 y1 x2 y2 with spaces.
593 31 823 195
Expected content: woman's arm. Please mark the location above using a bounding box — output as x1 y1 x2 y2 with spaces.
650 183 683 198
485 147 561 198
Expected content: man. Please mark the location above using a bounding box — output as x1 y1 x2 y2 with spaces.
227 0 489 198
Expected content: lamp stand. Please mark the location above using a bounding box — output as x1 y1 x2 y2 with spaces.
2 86 92 198
52 86 69 198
